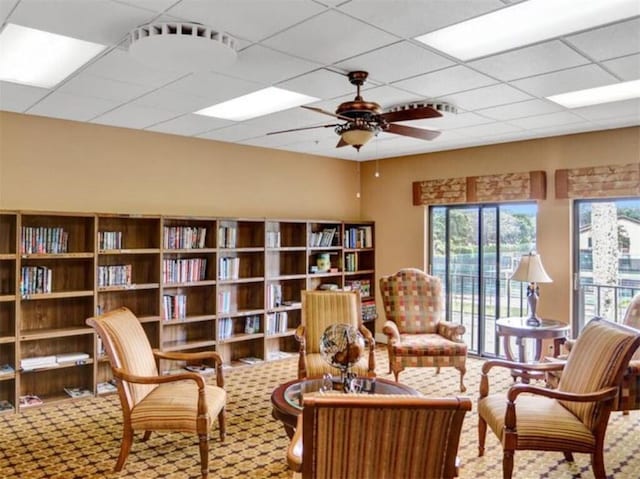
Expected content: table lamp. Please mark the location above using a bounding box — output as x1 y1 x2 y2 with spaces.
511 252 553 326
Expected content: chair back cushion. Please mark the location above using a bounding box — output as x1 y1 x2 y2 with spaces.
623 293 640 360
302 291 360 354
558 317 640 429
301 394 470 479
88 307 159 407
380 268 442 334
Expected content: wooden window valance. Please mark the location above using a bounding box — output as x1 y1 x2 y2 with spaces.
555 163 640 199
412 171 546 206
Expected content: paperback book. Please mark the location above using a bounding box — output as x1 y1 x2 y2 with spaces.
19 395 43 407
64 387 93 398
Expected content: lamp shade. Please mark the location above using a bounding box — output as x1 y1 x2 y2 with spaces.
341 128 375 146
511 252 552 283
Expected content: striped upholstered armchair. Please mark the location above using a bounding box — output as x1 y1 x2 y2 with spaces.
87 307 227 479
380 269 467 391
295 290 375 379
478 317 640 479
287 394 471 479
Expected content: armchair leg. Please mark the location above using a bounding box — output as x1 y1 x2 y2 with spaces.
503 450 514 479
563 452 574 462
457 365 467 392
218 408 227 441
591 450 606 479
142 431 152 442
478 416 487 457
198 433 209 479
115 425 133 472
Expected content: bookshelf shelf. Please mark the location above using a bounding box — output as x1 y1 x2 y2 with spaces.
1 210 374 413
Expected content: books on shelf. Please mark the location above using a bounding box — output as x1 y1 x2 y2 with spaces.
20 265 53 294
218 317 233 340
244 315 260 334
362 299 378 322
20 355 57 371
0 400 15 413
185 364 215 375
218 257 240 280
218 226 237 248
266 312 288 335
267 284 283 308
163 226 207 249
98 264 132 287
345 279 371 297
98 231 123 250
97 381 117 394
163 293 187 320
64 387 92 398
266 230 281 248
19 395 43 407
238 357 263 365
266 351 295 361
163 258 207 283
345 252 358 272
56 352 90 365
344 225 373 249
309 228 338 247
0 364 15 377
20 226 69 254
218 290 231 314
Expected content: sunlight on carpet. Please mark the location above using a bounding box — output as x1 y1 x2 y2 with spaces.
0 349 638 478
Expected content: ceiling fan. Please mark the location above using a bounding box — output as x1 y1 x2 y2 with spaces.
268 71 446 151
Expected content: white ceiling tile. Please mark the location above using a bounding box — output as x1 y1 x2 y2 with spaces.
7 0 153 45
526 121 600 137
197 123 262 142
335 41 454 83
0 0 19 24
227 45 322 84
337 0 504 38
593 116 640 130
572 98 640 122
278 69 356 100
566 18 640 61
166 0 327 42
476 99 564 121
131 87 213 114
392 65 497 99
450 122 522 138
146 114 233 136
508 111 587 130
111 0 178 13
27 91 120 122
262 10 399 65
0 81 50 112
243 107 333 135
58 73 149 103
603 54 640 81
92 104 179 129
469 41 590 81
406 111 493 130
83 49 188 87
511 64 619 97
163 71 263 104
443 84 532 111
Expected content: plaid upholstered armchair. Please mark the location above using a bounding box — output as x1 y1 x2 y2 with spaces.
87 307 227 479
478 317 640 479
287 394 471 479
295 290 376 379
380 269 467 391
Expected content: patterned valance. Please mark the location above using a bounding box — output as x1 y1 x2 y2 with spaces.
412 171 546 206
555 163 640 199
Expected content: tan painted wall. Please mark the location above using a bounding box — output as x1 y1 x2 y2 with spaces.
361 127 640 333
0 111 360 220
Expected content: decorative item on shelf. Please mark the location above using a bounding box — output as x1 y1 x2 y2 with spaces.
510 251 553 326
319 323 365 392
316 253 331 272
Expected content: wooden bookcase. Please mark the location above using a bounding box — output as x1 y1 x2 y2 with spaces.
0 210 374 413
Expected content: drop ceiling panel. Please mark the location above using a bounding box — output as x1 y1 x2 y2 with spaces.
0 81 50 112
161 72 263 104
197 123 264 143
131 88 214 115
443 84 533 111
392 65 497 99
0 0 18 24
449 121 522 138
27 91 120 122
603 54 640 81
566 17 640 61
511 64 619 98
92 104 180 129
58 73 149 103
406 112 494 130
335 42 454 83
477 99 564 121
572 98 640 121
508 111 588 130
262 10 399 65
469 41 590 81
146 114 233 136
165 0 326 42
278 69 358 100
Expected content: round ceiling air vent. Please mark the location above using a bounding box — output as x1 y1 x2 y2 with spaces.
128 22 237 73
386 101 458 116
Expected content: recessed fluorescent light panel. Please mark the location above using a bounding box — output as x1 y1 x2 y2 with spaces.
547 79 640 108
195 87 319 121
415 0 640 61
0 23 106 88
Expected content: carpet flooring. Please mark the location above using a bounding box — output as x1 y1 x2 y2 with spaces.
1 349 638 478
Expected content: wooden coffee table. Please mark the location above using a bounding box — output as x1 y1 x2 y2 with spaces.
271 377 420 438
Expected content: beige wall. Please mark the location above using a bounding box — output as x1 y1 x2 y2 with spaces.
360 127 640 332
0 111 360 220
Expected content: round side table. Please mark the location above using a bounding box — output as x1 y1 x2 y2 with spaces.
496 317 570 383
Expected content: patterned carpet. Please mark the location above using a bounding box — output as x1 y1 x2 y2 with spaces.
1 349 638 479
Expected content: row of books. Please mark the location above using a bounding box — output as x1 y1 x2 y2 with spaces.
20 266 52 294
163 226 207 250
20 226 69 254
20 352 90 371
266 231 281 248
344 226 373 249
218 290 232 313
266 311 288 335
98 230 123 250
162 258 207 283
218 226 237 248
345 279 372 297
218 315 261 339
163 293 187 320
344 253 359 272
309 228 338 247
362 299 378 322
98 264 132 287
219 257 240 280
266 283 283 309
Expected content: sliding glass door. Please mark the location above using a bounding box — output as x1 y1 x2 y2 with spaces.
430 203 537 356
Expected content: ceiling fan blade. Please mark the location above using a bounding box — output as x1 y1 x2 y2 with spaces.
379 105 443 123
386 123 441 141
301 105 353 122
267 124 338 135
336 137 348 148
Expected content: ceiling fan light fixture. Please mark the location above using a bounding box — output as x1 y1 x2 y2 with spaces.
128 22 237 72
336 123 379 151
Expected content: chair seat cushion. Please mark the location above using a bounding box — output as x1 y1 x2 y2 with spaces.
478 394 595 452
392 333 467 357
131 381 226 433
305 353 373 378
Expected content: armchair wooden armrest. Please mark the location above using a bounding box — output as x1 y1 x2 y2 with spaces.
437 321 466 340
294 325 306 345
153 350 224 387
382 320 400 343
286 414 304 472
112 366 206 389
479 359 567 397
